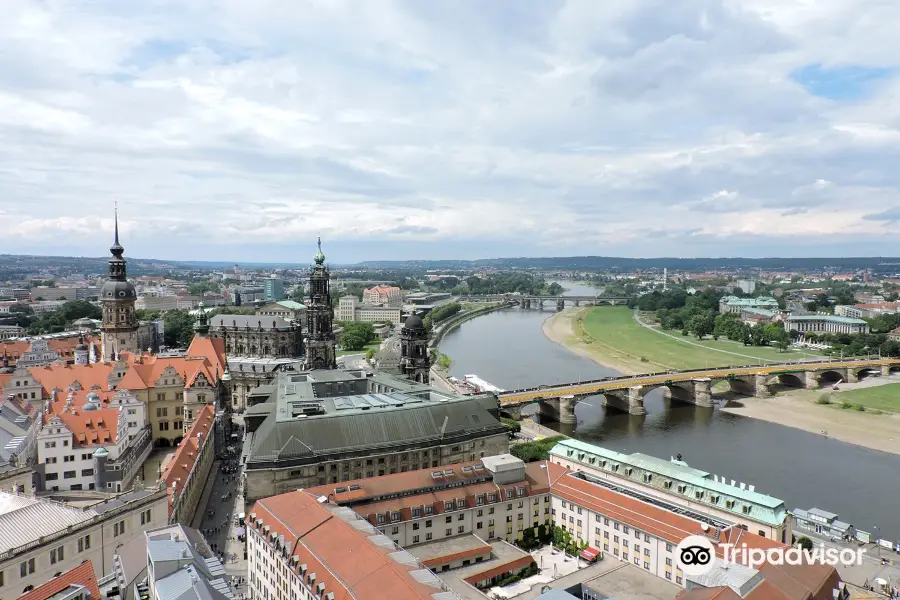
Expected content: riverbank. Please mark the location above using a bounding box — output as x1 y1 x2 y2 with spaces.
721 389 900 457
541 308 645 374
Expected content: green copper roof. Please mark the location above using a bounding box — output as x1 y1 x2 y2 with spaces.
550 438 787 527
314 237 325 265
275 300 306 310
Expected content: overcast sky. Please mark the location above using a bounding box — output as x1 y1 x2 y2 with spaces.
3 0 900 263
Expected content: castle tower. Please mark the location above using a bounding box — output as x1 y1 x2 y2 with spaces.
399 311 430 384
303 238 336 370
194 301 210 337
100 208 138 362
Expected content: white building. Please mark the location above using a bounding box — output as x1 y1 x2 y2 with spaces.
336 296 401 324
735 279 756 295
783 314 869 335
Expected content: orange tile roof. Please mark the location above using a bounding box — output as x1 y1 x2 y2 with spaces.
17 560 99 600
162 404 215 513
30 363 116 397
45 389 120 448
250 491 445 600
186 335 227 378
118 355 215 390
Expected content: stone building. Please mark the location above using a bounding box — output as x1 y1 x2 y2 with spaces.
336 295 402 324
209 314 302 358
303 239 337 370
242 369 508 502
100 210 139 362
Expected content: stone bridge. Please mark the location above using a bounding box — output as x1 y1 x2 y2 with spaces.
497 358 900 423
463 294 632 310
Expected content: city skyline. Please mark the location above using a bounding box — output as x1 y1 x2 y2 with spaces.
3 1 900 262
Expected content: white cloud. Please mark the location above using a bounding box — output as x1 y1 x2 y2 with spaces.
1 0 900 261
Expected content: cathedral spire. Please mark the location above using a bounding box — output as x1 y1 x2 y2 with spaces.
110 206 124 259
314 236 326 265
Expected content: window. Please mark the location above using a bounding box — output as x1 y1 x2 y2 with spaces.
623 526 630 534
561 500 567 508
666 543 673 552
376 514 385 524
458 513 464 521
676 576 683 585
64 471 76 479
78 535 91 552
666 558 672 566
412 508 421 518
446 528 452 536
458 526 464 534
445 516 452 524
20 558 35 577
424 506 433 516
391 526 399 535
140 509 151 525
390 512 400 522
413 535 419 543
634 557 640 565
444 501 453 512
426 520 432 528
81 469 94 477
113 520 126 536
426 532 432 540
50 546 64 564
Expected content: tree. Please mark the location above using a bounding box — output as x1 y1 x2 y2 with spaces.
689 313 714 339
163 309 195 347
365 347 377 361
341 321 375 351
796 536 814 551
438 353 453 370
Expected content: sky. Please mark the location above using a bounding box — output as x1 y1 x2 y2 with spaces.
2 0 900 264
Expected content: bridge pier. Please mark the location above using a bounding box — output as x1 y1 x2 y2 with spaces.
883 365 891 376
755 374 772 397
628 386 646 415
556 298 565 311
692 378 713 408
558 395 577 424
500 405 522 420
804 371 819 390
846 369 859 383
574 299 580 307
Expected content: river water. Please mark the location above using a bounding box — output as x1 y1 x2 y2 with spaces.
439 282 900 541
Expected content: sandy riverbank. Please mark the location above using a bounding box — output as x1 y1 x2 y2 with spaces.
721 391 900 456
543 308 900 456
542 308 643 375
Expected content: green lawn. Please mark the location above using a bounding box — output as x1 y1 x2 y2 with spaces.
336 341 381 357
579 307 823 372
832 383 900 413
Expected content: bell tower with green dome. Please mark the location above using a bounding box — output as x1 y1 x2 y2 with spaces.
100 208 138 362
303 237 336 370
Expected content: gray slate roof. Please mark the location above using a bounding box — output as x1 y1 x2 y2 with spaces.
0 492 95 553
248 394 504 465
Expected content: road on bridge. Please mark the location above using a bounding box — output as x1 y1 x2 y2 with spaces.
498 357 899 405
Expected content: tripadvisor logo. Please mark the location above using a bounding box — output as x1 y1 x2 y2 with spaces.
675 535 867 576
676 536 716 576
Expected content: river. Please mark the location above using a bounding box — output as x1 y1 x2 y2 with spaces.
439 282 900 541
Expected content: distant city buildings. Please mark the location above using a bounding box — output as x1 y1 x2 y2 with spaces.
363 284 402 306
263 276 285 301
735 279 757 295
718 296 779 314
336 295 401 324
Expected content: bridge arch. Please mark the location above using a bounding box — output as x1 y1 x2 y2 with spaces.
817 370 844 386
713 376 756 397
662 383 694 405
765 373 805 392
890 365 900 375
853 367 880 381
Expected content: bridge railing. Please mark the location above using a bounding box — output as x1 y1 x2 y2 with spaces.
497 356 896 397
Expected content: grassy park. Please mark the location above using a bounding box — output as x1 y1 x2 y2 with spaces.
576 306 823 372
830 383 900 413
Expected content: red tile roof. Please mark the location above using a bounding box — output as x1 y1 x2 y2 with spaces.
119 354 216 391
250 491 447 600
17 560 99 600
186 335 227 379
30 363 116 397
162 404 215 514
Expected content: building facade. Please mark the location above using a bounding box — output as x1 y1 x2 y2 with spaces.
99 212 139 362
0 487 168 596
303 239 337 370
209 314 302 359
255 300 306 323
242 369 509 502
783 314 869 335
305 455 552 548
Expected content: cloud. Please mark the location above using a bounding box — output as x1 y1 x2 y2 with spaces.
863 208 900 222
2 0 900 261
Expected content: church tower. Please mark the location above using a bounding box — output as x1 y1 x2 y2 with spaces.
100 209 138 362
399 312 430 384
303 238 336 370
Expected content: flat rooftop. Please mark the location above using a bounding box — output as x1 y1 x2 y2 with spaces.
411 539 531 600
406 534 492 565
